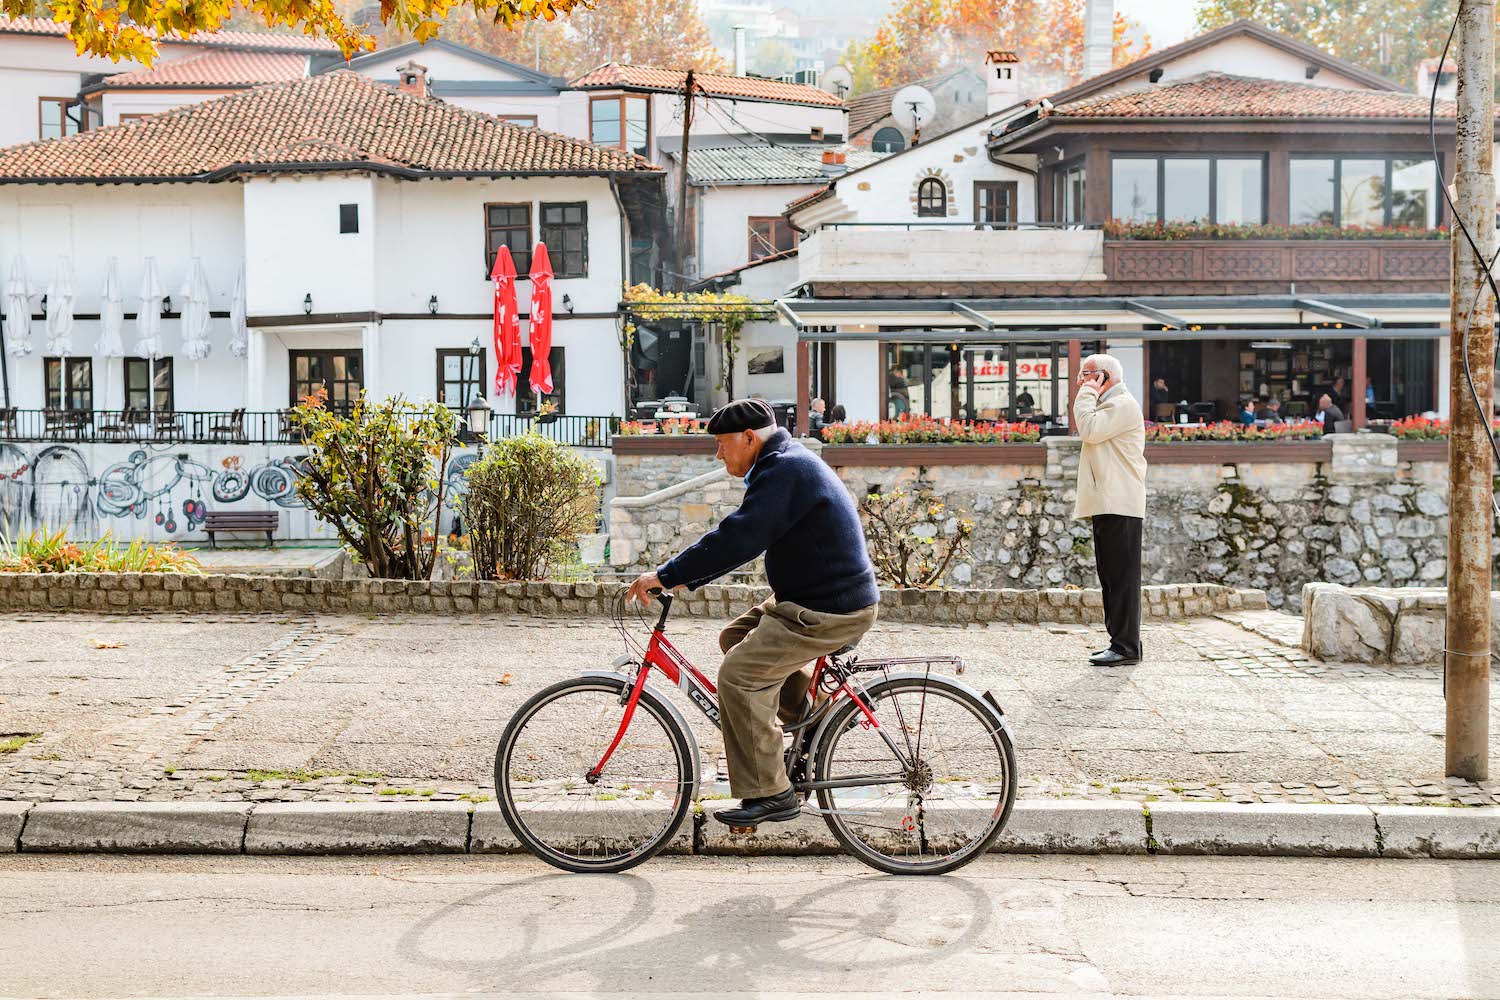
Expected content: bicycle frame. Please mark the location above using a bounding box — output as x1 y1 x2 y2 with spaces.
587 594 910 790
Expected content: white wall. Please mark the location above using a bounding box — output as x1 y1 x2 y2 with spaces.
349 45 531 83
696 181 821 277
1107 336 1145 404
245 175 376 316
1436 336 1451 418
444 90 588 134
734 319 797 402
0 34 125 146
650 92 844 141
101 89 228 125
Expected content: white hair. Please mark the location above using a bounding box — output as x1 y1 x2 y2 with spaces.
752 423 779 442
1082 353 1123 382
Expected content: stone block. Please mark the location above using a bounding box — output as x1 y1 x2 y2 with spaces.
0 801 30 852
1390 610 1444 666
476 799 691 855
22 802 251 854
1303 587 1392 663
698 801 841 855
245 802 470 854
993 800 1147 854
1374 805 1500 859
1149 802 1377 857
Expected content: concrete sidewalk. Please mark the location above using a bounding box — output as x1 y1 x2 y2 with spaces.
1 607 1498 812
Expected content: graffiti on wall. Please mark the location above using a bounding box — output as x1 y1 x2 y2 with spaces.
0 443 309 539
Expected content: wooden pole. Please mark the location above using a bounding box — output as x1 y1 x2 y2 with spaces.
1067 339 1082 431
796 340 810 437
1352 335 1368 428
675 70 695 291
1446 0 1494 781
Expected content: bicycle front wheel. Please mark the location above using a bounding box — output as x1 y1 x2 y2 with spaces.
812 674 1016 876
496 675 697 874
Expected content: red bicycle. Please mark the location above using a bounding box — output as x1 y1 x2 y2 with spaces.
495 590 1018 875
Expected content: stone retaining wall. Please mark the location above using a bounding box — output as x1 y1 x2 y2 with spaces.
0 573 1262 623
610 435 1462 612
1301 582 1500 666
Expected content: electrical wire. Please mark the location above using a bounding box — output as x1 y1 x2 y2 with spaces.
1428 6 1500 521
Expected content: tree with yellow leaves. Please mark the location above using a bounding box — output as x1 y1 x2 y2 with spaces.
846 0 1152 94
2 0 588 64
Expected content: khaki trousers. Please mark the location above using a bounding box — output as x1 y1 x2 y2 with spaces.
717 597 879 799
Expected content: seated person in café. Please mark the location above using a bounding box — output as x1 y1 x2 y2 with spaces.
1315 393 1346 433
829 404 846 423
1015 389 1036 416
1331 376 1350 413
1254 395 1283 424
1237 399 1258 426
807 398 827 437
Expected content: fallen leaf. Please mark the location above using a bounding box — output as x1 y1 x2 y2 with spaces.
498 673 513 685
91 640 126 649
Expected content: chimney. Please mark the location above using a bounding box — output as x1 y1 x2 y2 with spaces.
396 61 429 98
1083 0 1113 79
820 149 847 177
732 25 747 76
985 50 1020 114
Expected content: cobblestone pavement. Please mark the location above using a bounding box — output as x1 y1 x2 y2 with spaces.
1 608 1498 808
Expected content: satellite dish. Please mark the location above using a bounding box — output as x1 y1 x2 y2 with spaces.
822 64 854 100
890 84 937 133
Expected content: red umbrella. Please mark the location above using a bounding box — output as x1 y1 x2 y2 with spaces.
490 245 521 396
527 241 554 396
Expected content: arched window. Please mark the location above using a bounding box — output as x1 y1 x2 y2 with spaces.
917 177 947 217
871 126 906 153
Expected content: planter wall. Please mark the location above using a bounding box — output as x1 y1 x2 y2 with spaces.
1104 239 1449 284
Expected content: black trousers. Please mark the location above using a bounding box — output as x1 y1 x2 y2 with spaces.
1091 514 1143 659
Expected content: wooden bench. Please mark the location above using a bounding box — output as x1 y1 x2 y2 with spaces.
203 511 279 549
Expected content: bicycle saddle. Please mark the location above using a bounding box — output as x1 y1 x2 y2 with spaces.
831 641 859 657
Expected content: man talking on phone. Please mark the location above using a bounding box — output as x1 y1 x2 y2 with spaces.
1072 354 1147 666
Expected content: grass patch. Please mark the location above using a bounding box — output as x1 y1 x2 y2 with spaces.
379 788 417 796
204 775 227 782
35 752 61 761
418 789 436 797
460 793 491 803
0 733 40 754
247 768 378 784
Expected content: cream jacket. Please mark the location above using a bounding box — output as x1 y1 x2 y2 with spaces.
1072 383 1147 520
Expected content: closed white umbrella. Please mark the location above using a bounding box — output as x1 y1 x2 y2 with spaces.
180 258 211 361
44 255 76 355
4 257 33 358
134 256 164 360
228 265 248 359
97 257 126 410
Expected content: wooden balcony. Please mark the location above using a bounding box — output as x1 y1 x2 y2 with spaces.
1103 239 1450 287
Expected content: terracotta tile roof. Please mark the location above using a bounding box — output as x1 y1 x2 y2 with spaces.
0 71 660 182
784 185 832 214
98 49 307 89
1054 73 1457 120
570 63 842 107
0 14 338 50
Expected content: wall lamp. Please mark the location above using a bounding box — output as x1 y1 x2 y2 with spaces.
562 293 575 314
303 293 313 316
161 294 171 314
428 294 439 315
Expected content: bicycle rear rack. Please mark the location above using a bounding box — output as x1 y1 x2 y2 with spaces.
839 654 966 676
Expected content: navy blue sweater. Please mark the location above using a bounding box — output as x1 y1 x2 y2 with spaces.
656 430 880 614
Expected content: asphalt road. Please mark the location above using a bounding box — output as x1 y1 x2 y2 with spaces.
2 854 1497 1000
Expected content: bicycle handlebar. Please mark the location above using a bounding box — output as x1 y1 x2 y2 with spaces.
650 588 673 631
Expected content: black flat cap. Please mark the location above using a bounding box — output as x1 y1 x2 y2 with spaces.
706 398 776 435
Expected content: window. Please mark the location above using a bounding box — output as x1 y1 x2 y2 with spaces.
1110 156 1265 225
1055 161 1086 225
974 181 1018 227
44 357 93 411
916 177 947 217
435 349 486 409
748 216 797 259
1290 156 1439 228
495 114 537 127
123 357 173 412
339 203 359 234
540 202 587 277
485 202 532 276
885 341 1094 422
39 97 83 139
517 346 565 413
589 95 650 156
871 126 906 153
290 350 363 412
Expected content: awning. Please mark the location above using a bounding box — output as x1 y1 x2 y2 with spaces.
774 293 1449 337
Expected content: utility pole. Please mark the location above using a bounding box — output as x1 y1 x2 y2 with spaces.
675 69 695 291
1446 0 1494 781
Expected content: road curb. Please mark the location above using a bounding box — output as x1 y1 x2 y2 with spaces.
1 800 1496 859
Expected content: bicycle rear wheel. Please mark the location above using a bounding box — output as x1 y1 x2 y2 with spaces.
812 674 1016 875
496 675 697 874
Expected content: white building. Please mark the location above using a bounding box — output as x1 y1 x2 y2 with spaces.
0 69 664 425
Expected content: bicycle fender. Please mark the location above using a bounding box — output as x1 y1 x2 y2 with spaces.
579 670 703 788
808 670 1012 755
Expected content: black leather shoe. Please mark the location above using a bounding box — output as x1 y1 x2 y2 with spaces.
1090 650 1140 667
714 788 801 827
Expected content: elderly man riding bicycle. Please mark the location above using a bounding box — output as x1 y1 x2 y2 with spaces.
628 398 880 828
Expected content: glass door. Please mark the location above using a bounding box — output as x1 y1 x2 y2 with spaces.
290 350 364 413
